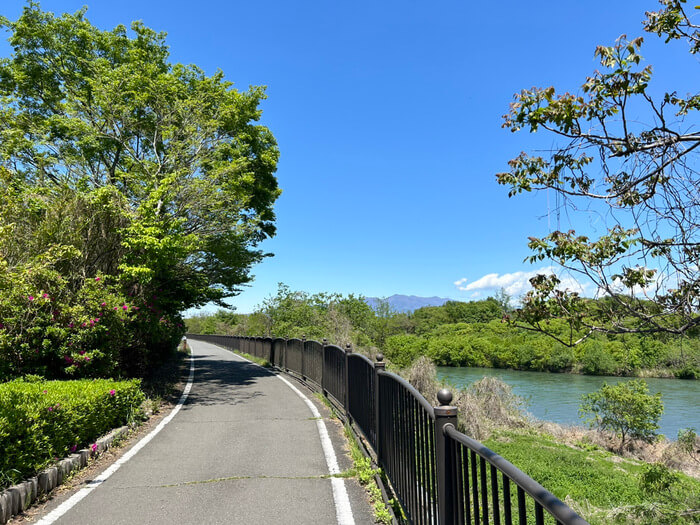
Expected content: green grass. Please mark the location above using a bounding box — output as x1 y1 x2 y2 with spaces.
343 425 395 524
484 429 700 524
235 351 272 368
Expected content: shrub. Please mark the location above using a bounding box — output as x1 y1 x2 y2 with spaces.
580 340 618 375
0 377 144 487
384 334 426 367
579 379 663 450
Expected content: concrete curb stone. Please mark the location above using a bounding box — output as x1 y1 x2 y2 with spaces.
0 425 129 524
0 492 10 523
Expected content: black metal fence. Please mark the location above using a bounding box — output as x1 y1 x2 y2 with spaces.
187 334 588 525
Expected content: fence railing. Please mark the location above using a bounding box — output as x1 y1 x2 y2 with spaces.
187 334 588 525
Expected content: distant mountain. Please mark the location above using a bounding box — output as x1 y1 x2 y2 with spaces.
365 294 452 313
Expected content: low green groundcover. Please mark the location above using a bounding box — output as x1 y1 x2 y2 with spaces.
0 376 144 488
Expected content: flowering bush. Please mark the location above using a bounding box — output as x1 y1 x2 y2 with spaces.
0 376 144 487
0 249 185 380
0 253 130 379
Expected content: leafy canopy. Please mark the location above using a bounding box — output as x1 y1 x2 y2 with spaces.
498 0 700 344
0 3 279 378
0 2 280 308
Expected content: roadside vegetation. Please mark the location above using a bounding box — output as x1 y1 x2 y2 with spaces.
186 284 700 379
0 376 144 488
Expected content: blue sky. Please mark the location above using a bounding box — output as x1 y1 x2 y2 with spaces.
2 1 695 313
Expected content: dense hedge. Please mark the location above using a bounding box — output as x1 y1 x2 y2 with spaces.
0 376 144 487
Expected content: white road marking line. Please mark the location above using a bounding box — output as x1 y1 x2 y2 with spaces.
235 354 356 525
36 350 196 525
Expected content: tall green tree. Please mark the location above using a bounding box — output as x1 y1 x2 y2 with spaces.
0 3 279 377
498 0 699 345
0 3 279 308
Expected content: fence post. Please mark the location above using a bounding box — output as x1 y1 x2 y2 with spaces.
301 335 307 380
373 353 385 461
321 338 328 397
434 388 458 525
344 343 352 419
281 338 286 372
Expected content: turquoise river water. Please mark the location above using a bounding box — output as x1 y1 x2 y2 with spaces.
436 366 699 439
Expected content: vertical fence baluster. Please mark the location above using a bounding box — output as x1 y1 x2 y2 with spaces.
480 457 489 525
503 474 512 525
517 487 526 525
491 464 500 525
470 450 479 525
535 503 544 525
462 444 470 525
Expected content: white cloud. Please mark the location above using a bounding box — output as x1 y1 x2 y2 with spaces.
454 267 589 298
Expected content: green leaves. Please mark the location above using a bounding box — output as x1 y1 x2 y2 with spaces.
0 377 144 488
579 380 663 449
498 1 700 343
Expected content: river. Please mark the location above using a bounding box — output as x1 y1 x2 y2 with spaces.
436 366 700 439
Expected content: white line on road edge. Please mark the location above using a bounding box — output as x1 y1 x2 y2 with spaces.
36 350 196 525
234 353 355 525
276 374 355 525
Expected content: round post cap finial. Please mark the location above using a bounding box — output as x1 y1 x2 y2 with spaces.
437 389 453 406
346 343 352 350
376 353 384 362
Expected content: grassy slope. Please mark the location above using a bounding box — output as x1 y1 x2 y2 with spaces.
484 429 700 524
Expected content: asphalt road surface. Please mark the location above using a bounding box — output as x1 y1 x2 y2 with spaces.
36 339 375 525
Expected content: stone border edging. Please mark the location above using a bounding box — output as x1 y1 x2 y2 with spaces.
0 425 130 524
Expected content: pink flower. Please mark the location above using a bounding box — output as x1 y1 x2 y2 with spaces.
85 357 90 361
69 322 74 328
122 305 127 310
101 302 106 307
95 277 101 282
82 323 86 328
91 443 98 452
28 295 34 301
79 350 85 355
109 390 115 396
42 293 49 298
70 445 77 453
113 307 118 310
47 406 53 412
43 390 47 394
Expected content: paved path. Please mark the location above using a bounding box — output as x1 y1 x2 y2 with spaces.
38 339 374 525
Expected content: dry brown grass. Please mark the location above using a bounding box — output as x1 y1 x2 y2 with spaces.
403 358 529 441
400 356 700 479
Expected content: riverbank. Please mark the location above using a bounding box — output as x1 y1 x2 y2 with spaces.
404 357 700 524
384 321 700 380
